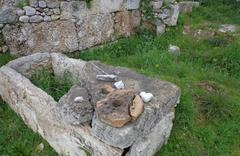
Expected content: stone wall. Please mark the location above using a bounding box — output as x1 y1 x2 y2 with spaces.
0 0 199 55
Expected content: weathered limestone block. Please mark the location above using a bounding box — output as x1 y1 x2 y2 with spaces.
51 53 86 81
6 52 51 78
124 0 141 10
0 66 123 156
77 13 114 50
126 111 175 156
92 0 124 13
54 85 94 125
2 21 79 55
160 4 180 26
179 1 200 13
78 61 180 149
114 11 133 37
60 1 89 19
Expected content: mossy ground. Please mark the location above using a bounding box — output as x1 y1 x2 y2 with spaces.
1 0 240 155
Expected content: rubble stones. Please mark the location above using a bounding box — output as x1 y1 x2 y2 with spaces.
101 85 115 94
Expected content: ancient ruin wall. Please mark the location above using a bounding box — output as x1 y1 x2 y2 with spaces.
0 0 199 55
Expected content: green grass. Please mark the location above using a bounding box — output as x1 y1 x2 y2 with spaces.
1 0 240 155
31 69 73 101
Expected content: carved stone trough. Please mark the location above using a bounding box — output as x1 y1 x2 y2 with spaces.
0 53 181 156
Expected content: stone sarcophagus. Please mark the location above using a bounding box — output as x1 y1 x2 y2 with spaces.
0 53 181 156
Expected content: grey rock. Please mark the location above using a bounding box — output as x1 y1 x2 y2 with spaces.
17 9 25 16
156 21 166 35
6 53 51 78
168 44 180 55
126 112 175 156
43 15 51 22
124 0 141 10
0 8 17 24
2 46 8 53
77 14 114 50
0 24 4 29
29 0 38 7
53 8 60 14
19 15 29 23
162 4 180 26
45 0 60 8
39 1 47 8
151 0 164 10
23 6 36 16
60 1 88 19
219 24 238 33
50 15 60 20
29 15 43 23
54 85 94 125
51 53 86 81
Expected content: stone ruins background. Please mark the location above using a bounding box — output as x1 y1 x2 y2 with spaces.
0 0 199 55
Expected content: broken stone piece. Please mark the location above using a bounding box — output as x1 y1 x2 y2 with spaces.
168 44 180 55
96 74 118 82
101 84 115 94
96 89 135 128
114 80 125 89
140 92 154 103
130 95 144 121
74 96 84 103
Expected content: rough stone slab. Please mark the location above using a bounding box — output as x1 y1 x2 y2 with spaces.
92 0 124 13
79 61 180 149
6 52 52 78
77 13 114 50
51 53 86 81
124 0 141 10
2 21 79 55
0 66 123 156
54 85 94 125
126 111 175 156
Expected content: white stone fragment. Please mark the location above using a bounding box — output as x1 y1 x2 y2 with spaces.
168 44 180 55
96 74 118 82
140 92 154 103
114 80 125 89
74 96 84 103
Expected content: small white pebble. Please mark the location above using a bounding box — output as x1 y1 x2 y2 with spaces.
74 96 84 103
114 80 125 89
140 92 154 103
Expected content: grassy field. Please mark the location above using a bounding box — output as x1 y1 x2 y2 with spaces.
1 0 240 155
